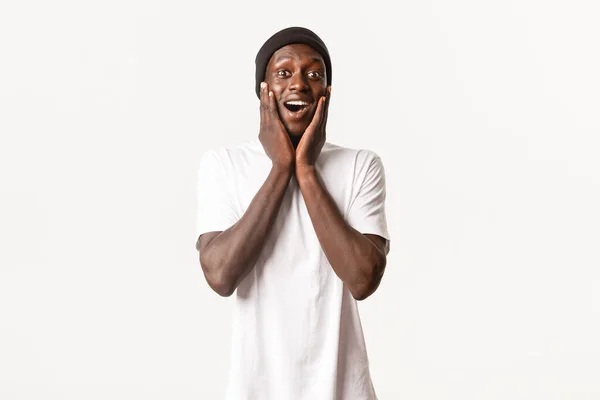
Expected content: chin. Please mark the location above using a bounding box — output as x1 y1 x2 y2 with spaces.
288 129 305 137
283 124 306 137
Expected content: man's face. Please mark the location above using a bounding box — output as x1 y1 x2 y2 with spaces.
264 43 328 137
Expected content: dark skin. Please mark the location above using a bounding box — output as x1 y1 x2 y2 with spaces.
196 44 390 300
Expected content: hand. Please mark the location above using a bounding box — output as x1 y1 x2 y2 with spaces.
258 82 295 170
296 86 331 169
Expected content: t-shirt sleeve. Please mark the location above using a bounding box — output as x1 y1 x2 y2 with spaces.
346 153 391 241
195 149 239 239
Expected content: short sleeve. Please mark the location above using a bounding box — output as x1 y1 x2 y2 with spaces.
195 149 239 239
346 153 390 241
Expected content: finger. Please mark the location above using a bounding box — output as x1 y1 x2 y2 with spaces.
268 89 275 114
323 86 331 126
322 99 328 142
318 94 328 131
268 89 283 123
307 96 325 134
260 82 269 115
259 82 266 127
318 87 330 132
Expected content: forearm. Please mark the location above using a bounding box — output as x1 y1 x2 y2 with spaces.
296 165 386 300
201 164 293 295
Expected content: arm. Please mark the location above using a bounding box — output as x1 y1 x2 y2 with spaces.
196 82 295 297
197 164 292 297
296 165 388 301
295 87 389 300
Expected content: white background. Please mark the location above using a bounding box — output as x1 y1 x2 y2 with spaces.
1 0 599 399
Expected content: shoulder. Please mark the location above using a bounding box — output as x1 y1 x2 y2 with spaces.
320 141 382 169
201 139 263 159
198 140 266 169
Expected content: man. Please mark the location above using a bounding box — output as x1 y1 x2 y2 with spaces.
195 27 390 400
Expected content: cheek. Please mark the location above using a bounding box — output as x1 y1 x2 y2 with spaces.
264 77 281 90
312 83 327 98
265 82 284 99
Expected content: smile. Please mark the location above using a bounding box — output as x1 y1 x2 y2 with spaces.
283 100 312 118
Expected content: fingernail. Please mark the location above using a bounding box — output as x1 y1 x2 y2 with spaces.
261 82 266 89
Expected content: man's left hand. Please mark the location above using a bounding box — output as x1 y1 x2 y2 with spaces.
296 86 331 169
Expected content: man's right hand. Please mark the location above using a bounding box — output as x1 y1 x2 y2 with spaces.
198 86 296 295
258 82 295 170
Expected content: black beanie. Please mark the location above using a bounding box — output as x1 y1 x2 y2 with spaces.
255 27 332 98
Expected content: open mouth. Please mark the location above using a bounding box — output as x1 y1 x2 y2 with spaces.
283 100 311 116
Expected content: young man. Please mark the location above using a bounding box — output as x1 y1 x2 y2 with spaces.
195 27 390 400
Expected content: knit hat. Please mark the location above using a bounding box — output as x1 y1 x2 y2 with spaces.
255 27 332 98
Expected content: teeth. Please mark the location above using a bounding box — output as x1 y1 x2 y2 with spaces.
285 101 309 106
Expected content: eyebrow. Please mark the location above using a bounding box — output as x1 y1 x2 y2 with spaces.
274 56 324 64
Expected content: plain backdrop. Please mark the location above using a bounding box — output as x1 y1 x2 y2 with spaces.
1 0 599 399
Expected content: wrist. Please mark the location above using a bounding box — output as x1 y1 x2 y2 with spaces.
295 163 317 185
272 161 295 177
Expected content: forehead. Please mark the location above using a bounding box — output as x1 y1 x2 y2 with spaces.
268 43 325 66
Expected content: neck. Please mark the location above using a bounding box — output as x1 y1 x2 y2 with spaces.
289 134 302 149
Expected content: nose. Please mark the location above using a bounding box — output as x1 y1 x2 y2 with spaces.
289 73 309 92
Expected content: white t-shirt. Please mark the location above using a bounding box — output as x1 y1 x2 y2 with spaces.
196 139 390 400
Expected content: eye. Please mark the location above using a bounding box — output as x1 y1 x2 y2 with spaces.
276 70 291 78
307 71 323 79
